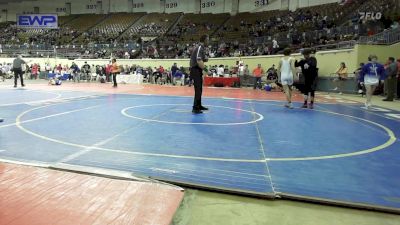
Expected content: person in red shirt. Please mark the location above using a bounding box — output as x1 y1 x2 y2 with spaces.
31 63 39 79
159 66 165 74
56 64 62 74
253 64 264 89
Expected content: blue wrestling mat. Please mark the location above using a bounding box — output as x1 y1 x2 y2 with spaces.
1 88 399 213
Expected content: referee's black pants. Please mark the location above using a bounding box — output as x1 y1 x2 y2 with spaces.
13 68 24 87
191 67 203 110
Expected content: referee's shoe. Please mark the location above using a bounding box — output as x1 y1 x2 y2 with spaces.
0 118 3 123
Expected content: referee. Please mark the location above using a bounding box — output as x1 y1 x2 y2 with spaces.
12 55 29 88
190 35 209 114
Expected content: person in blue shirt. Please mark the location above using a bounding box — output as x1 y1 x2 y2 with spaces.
359 55 386 109
171 63 178 77
70 62 80 82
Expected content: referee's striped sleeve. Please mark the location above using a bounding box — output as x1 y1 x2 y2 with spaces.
196 46 202 60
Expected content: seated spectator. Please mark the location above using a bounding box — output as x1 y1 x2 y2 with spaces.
217 65 224 77
267 65 278 80
70 62 80 82
333 62 348 94
209 65 217 77
354 63 365 95
152 67 163 84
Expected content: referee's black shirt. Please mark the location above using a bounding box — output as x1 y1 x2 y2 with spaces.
190 44 206 69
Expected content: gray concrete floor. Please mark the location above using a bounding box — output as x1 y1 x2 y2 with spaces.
172 190 400 225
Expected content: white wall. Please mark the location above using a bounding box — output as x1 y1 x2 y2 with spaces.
223 0 233 13
70 0 98 15
102 0 110 14
5 2 22 21
129 0 161 13
289 0 338 11
109 0 129 13
18 1 35 14
298 0 309 8
239 0 283 13
0 4 7 22
164 0 195 14
308 0 338 7
200 0 225 14
281 0 289 10
36 0 68 15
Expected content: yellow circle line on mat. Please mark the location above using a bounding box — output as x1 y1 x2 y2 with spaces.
14 102 397 162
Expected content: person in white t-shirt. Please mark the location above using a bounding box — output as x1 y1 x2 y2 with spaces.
272 39 279 54
217 65 224 77
278 48 296 109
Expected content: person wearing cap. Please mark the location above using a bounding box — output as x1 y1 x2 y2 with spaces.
359 55 386 109
12 55 29 88
295 48 318 109
383 57 398 101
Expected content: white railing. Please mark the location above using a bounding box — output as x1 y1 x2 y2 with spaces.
358 27 400 45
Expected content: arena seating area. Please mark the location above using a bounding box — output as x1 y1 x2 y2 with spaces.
77 13 146 44
0 0 398 59
122 13 181 40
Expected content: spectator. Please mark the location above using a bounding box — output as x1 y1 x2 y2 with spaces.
272 38 279 54
333 62 348 94
267 65 278 80
82 62 91 81
70 62 80 82
171 63 178 77
105 63 112 82
397 58 400 100
383 57 398 101
217 65 225 77
243 65 250 77
31 63 39 79
111 58 120 87
253 64 264 90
